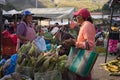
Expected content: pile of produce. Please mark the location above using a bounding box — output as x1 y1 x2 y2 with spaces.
101 59 120 76
43 32 53 40
16 41 68 78
34 53 67 73
111 27 119 32
95 46 106 53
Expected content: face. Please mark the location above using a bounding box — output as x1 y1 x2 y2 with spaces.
25 15 33 23
39 30 44 35
75 15 84 26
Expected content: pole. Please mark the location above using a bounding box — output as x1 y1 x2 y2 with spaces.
36 0 38 8
0 4 3 59
105 7 114 63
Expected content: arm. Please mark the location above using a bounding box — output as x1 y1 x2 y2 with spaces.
2 59 11 73
17 35 28 42
76 23 95 50
16 23 29 42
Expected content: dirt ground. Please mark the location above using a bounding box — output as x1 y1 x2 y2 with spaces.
92 54 120 80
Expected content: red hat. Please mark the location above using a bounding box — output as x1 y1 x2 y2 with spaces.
73 8 90 19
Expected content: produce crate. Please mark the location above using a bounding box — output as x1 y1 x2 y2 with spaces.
34 70 62 80
2 37 17 56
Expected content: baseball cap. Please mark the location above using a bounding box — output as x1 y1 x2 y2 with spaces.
21 10 33 16
73 8 90 19
50 27 59 36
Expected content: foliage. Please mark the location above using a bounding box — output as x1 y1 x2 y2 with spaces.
102 3 111 14
3 1 16 10
102 0 120 14
5 0 109 11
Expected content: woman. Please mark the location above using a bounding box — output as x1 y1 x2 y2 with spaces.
70 8 96 80
16 10 36 51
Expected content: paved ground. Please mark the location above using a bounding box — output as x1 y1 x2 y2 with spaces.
92 53 120 80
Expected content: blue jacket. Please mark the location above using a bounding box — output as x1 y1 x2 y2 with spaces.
5 54 18 75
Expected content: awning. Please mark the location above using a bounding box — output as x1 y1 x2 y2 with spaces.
0 0 6 5
22 7 75 19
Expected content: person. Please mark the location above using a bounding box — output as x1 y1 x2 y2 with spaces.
109 23 119 55
4 19 9 30
51 27 75 55
95 29 105 46
51 27 75 43
95 29 105 41
0 54 18 80
50 23 59 37
73 8 96 80
16 10 36 51
64 8 96 80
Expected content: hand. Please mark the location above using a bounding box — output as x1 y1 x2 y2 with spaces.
23 40 29 44
71 39 76 44
62 38 76 47
75 42 79 48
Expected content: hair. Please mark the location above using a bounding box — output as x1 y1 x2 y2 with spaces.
21 15 32 24
36 25 42 31
55 22 59 25
21 15 27 23
73 15 93 24
84 16 93 23
113 23 117 27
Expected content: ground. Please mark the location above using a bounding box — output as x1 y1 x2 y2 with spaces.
92 54 120 80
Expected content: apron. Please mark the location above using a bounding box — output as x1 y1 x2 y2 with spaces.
25 25 36 41
16 24 36 51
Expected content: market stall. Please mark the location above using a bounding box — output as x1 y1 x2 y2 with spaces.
22 7 75 19
105 0 120 62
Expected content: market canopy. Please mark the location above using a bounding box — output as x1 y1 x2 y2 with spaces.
22 7 75 19
0 0 6 5
2 9 20 15
2 10 8 15
7 9 19 15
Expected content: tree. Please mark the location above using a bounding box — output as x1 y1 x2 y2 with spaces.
102 3 111 14
102 0 120 14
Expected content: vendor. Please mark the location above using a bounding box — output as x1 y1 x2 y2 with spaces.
16 10 36 51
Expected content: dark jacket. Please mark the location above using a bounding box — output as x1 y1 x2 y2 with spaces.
58 31 75 56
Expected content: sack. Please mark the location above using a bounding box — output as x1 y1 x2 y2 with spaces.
66 46 98 77
15 65 34 78
34 70 62 80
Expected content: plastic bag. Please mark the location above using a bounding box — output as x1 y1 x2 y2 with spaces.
34 36 46 52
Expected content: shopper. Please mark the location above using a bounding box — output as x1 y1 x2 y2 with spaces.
64 8 96 80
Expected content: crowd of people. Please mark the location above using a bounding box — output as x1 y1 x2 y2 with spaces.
0 7 120 80
1 10 72 80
